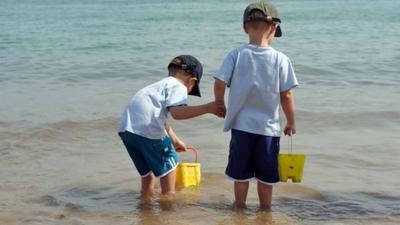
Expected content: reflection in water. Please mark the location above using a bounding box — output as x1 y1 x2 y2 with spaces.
254 211 274 224
135 194 196 225
216 209 297 225
135 197 163 225
133 190 296 225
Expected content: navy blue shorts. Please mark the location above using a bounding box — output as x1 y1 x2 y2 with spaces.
225 129 280 184
119 131 179 178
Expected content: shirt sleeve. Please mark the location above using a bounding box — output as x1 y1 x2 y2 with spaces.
279 56 299 92
165 83 188 108
214 50 236 87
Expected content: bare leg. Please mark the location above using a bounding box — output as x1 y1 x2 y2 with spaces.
257 181 273 210
160 170 176 195
234 181 249 209
141 173 155 197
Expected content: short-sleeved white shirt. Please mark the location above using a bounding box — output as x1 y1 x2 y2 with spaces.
118 76 187 139
214 44 298 137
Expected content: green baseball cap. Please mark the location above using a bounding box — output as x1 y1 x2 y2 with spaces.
243 2 282 37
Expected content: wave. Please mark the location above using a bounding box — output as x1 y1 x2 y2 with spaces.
297 110 400 131
1 110 400 139
0 117 119 138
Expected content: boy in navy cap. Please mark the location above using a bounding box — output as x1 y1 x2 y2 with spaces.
119 55 218 196
214 2 298 209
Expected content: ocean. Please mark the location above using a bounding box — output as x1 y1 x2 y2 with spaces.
1 0 400 224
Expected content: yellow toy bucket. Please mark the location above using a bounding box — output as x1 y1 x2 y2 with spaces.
176 147 201 187
278 137 306 183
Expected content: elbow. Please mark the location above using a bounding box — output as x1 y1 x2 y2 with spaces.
280 90 293 100
169 111 180 120
280 90 294 107
169 109 185 120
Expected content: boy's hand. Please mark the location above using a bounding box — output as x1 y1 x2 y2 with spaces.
205 101 221 117
215 100 226 118
283 124 296 136
173 139 187 152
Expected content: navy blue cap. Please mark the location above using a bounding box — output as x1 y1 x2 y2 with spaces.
168 55 203 97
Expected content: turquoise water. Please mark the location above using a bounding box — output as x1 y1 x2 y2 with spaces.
1 0 400 122
1 1 400 224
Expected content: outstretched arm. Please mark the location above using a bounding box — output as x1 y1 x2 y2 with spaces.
168 102 217 120
280 89 296 136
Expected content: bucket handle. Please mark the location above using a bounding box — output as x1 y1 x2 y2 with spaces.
185 146 199 163
287 136 293 154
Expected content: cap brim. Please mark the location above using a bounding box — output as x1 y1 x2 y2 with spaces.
275 25 282 37
188 83 201 97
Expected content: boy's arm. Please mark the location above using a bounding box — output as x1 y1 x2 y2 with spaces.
165 122 186 152
280 89 296 136
214 79 226 118
168 102 217 120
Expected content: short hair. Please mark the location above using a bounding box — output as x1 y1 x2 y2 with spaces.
168 66 181 76
244 10 274 30
168 57 196 77
245 20 270 30
168 57 182 76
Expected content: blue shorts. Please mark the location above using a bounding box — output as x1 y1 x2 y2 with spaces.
225 129 280 184
118 131 179 178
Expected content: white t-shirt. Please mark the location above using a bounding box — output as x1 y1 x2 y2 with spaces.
118 76 187 139
214 44 298 137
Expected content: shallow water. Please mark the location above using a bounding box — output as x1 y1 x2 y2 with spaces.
1 0 400 224
1 116 400 224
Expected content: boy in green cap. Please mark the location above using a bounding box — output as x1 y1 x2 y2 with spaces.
214 2 298 209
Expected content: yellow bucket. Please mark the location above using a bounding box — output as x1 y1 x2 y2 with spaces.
278 137 306 183
176 147 201 187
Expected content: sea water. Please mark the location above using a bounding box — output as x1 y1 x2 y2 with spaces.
1 0 400 224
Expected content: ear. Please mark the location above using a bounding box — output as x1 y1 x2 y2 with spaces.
271 23 278 32
187 77 197 91
189 77 197 86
